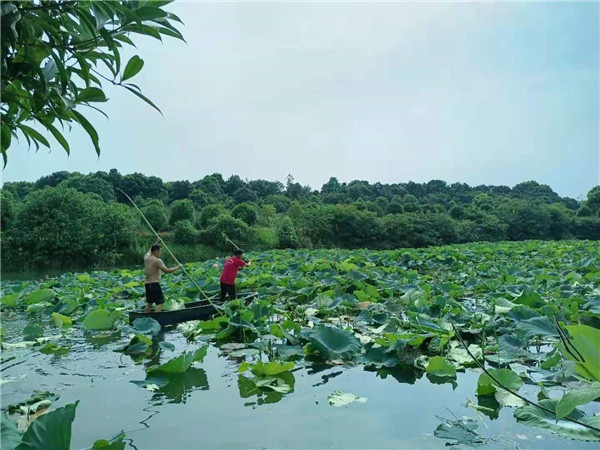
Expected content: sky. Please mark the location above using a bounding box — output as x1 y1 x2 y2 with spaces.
2 1 599 200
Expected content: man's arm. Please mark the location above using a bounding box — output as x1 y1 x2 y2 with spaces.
158 259 181 274
239 258 252 268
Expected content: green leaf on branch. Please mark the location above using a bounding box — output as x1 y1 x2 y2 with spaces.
18 125 50 149
70 110 100 156
41 120 70 155
121 56 144 82
77 87 108 103
122 84 163 115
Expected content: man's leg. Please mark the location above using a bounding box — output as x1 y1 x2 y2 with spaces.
155 284 165 312
227 284 237 300
144 283 153 312
220 283 228 302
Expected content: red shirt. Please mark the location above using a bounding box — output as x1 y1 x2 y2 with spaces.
220 256 247 285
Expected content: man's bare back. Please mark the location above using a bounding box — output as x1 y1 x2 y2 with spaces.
144 253 168 283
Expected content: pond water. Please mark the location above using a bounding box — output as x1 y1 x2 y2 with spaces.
2 313 597 450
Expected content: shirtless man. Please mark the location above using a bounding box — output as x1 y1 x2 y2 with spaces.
144 241 181 312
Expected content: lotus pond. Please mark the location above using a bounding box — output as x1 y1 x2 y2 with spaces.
1 240 599 449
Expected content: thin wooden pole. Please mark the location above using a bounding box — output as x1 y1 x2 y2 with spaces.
222 233 242 251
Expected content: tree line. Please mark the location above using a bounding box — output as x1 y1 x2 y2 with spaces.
1 169 598 271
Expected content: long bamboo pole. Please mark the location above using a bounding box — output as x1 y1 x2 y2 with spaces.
222 233 242 251
117 189 221 312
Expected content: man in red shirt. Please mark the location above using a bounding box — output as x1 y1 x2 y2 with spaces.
220 249 252 302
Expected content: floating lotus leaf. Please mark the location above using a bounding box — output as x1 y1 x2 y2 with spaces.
21 289 55 305
328 390 367 407
82 310 120 330
308 324 362 361
50 312 72 328
426 356 457 378
131 317 161 335
147 346 208 374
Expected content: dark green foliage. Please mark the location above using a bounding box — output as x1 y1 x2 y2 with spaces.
401 194 421 213
59 175 116 202
276 217 298 249
169 199 195 226
115 173 168 203
173 219 199 245
2 181 33 201
385 202 404 215
143 201 169 232
264 194 291 213
223 175 246 196
285 175 311 199
189 189 213 208
0 189 15 230
321 176 343 194
167 180 193 203
573 217 600 240
449 205 465 219
197 204 227 228
247 179 284 197
232 187 258 204
200 214 254 250
35 171 72 189
547 205 573 239
3 187 137 269
195 175 224 196
511 181 561 204
232 203 258 226
499 199 551 241
581 186 600 217
472 213 508 242
331 205 383 248
2 168 597 271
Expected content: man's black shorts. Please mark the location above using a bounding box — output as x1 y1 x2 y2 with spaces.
220 282 236 302
145 282 165 305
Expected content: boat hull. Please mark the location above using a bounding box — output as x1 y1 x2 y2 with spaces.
128 304 217 326
185 292 258 309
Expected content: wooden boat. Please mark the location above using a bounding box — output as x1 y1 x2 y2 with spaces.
129 292 259 327
128 303 220 327
184 291 259 309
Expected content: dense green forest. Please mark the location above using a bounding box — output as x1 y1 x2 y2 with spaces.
1 169 598 271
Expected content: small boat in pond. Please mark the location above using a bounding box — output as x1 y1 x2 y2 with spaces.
128 303 220 326
184 292 258 309
129 292 259 326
